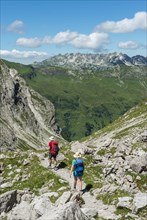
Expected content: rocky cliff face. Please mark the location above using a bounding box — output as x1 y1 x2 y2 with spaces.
0 60 62 151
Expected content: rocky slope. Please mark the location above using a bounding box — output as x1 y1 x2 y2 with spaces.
34 53 147 71
0 60 63 151
0 101 146 220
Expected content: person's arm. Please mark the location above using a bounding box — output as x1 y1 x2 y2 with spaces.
48 141 53 151
49 141 52 147
48 142 50 151
70 164 74 177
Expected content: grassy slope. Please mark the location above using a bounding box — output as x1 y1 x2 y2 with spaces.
26 71 147 140
3 59 147 141
0 152 69 197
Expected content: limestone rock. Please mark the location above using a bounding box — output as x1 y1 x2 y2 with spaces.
38 201 89 220
132 192 147 214
0 190 23 214
0 60 62 151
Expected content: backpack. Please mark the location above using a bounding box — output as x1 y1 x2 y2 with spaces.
74 159 84 174
50 141 59 156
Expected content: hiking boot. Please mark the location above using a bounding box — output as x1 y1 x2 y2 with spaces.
48 165 52 169
54 167 58 171
73 187 77 192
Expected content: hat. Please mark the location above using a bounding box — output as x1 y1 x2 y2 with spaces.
49 136 54 141
73 152 82 158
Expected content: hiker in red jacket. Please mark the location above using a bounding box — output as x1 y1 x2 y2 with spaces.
48 136 59 170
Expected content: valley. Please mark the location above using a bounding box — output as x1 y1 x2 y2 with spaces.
3 53 147 141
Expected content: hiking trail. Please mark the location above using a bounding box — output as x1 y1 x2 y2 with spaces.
38 153 85 189
37 152 118 219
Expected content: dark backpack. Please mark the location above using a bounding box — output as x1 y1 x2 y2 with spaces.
74 159 84 174
50 141 59 155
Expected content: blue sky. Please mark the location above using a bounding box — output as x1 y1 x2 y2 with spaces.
1 0 147 64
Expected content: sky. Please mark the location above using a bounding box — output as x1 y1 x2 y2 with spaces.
0 0 147 64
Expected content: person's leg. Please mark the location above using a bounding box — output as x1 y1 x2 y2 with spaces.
78 176 83 190
48 153 52 167
74 176 77 189
52 156 57 168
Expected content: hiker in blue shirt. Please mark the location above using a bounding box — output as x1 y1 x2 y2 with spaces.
70 152 84 191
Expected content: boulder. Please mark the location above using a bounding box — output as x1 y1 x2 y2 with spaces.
132 192 147 214
38 202 89 220
130 153 147 173
0 190 18 214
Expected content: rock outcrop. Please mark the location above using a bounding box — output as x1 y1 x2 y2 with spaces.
0 60 63 151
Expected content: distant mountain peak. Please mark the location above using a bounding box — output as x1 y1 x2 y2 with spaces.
34 52 147 70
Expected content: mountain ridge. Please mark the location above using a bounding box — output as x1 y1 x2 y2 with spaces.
33 52 147 71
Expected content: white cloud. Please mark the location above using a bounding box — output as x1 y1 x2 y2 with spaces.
0 49 48 58
16 37 42 48
41 31 78 45
118 41 140 49
52 31 78 44
7 20 25 34
16 31 79 48
16 31 109 51
96 11 147 33
70 32 109 49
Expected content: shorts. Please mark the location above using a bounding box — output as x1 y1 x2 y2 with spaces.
73 171 83 177
49 153 57 160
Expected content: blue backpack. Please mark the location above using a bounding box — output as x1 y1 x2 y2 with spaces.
74 159 84 174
